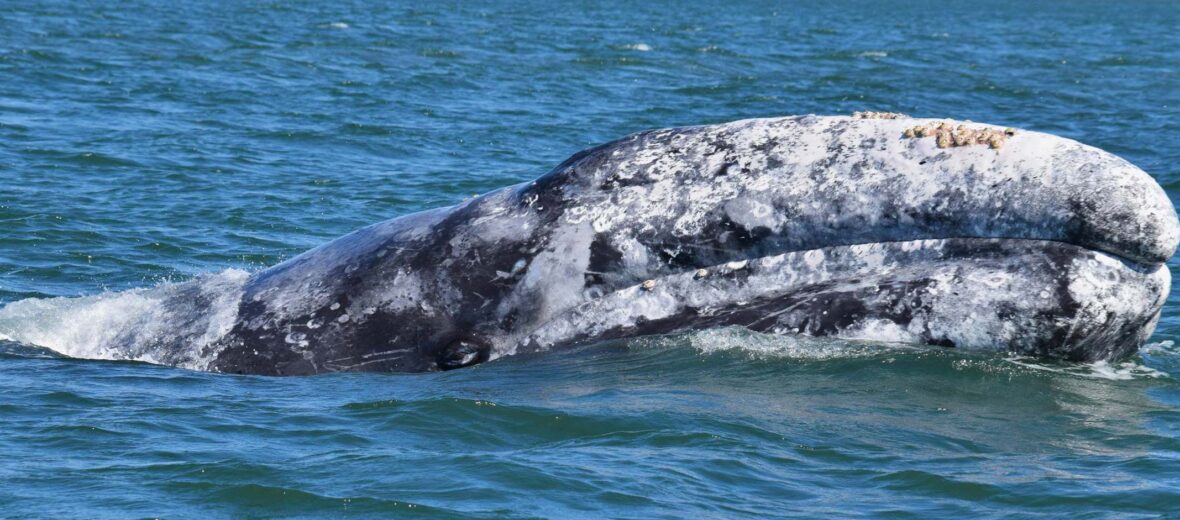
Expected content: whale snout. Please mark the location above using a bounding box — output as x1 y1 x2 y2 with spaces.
1076 169 1175 267
1063 156 1179 266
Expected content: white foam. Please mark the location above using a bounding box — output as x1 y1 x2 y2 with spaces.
642 328 1172 379
623 43 652 52
0 269 249 370
639 327 908 361
1004 357 1169 381
1140 340 1175 354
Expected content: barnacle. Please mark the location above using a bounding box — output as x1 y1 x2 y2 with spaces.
852 111 908 120
903 121 1015 150
936 132 952 148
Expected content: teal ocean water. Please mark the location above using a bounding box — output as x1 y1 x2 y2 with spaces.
2 0 1180 517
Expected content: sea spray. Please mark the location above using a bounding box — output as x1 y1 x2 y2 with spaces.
0 269 249 369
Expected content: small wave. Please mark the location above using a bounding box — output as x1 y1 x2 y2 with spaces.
629 328 1173 381
621 43 652 52
0 339 63 360
1003 356 1169 381
857 51 888 58
635 327 910 361
1139 340 1175 354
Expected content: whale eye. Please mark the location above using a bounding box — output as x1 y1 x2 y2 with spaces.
437 338 490 370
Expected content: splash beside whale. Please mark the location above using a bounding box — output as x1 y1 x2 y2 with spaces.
2 115 1176 375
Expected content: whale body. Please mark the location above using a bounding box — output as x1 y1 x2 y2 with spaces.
5 115 1177 374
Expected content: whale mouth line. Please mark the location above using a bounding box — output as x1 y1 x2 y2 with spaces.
786 236 1164 271
651 236 1164 293
651 234 1166 285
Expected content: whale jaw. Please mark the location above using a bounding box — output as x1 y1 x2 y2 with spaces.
516 238 1170 363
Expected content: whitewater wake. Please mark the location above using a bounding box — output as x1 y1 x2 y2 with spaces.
634 327 1173 381
0 269 248 370
635 326 916 361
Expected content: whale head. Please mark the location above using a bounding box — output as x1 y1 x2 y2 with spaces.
209 115 1178 374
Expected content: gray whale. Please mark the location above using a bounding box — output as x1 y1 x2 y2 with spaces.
11 115 1178 374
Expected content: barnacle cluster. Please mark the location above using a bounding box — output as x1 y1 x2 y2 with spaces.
852 111 907 120
903 121 1016 150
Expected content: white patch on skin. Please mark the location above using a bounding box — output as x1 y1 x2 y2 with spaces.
616 236 651 273
506 220 595 325
725 260 749 270
724 197 781 231
803 250 824 269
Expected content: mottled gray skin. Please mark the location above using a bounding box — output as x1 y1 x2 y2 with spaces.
202 115 1177 375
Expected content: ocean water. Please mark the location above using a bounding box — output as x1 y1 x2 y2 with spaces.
2 0 1180 517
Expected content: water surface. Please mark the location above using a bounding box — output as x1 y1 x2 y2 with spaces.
2 0 1179 517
